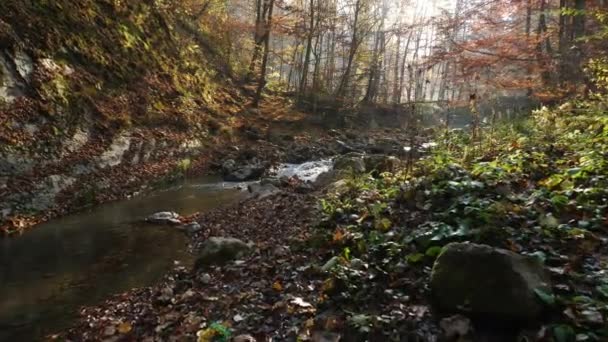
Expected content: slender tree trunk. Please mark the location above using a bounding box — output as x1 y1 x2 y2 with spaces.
253 0 275 107
336 0 363 99
247 0 264 81
298 0 315 99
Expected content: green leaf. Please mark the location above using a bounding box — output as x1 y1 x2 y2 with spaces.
209 322 231 342
551 194 569 208
552 324 576 342
597 284 608 299
425 246 443 258
375 217 392 231
535 288 556 306
406 253 425 264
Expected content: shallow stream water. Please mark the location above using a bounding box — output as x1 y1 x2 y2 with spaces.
0 177 246 341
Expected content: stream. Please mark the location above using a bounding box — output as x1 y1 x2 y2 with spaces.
0 176 247 341
0 160 334 341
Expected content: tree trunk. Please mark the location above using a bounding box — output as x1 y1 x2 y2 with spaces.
253 0 275 107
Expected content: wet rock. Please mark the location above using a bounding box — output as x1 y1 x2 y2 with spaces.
224 165 265 182
430 242 552 321
195 237 253 268
286 146 313 163
336 140 358 154
275 160 334 183
222 159 237 174
146 211 182 225
333 153 366 173
295 182 314 194
260 177 282 187
182 222 202 234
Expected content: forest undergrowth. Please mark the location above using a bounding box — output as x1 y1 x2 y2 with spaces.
314 63 608 340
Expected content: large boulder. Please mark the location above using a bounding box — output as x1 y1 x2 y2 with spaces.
195 237 253 268
430 243 552 321
333 153 366 173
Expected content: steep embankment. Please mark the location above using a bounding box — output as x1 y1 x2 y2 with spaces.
0 1 245 234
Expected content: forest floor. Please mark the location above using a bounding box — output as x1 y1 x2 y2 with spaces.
57 102 608 342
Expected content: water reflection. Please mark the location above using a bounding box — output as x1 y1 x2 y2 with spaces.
0 176 244 341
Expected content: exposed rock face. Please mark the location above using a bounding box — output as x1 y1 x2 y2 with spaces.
30 175 77 212
0 49 33 103
430 242 552 321
195 237 253 268
98 134 132 169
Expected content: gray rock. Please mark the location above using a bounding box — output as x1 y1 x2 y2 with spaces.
222 159 237 174
224 165 265 182
247 183 281 199
97 134 131 169
430 243 552 321
260 177 282 187
183 222 202 234
195 237 253 268
336 140 358 154
333 153 366 173
28 174 77 211
146 211 182 225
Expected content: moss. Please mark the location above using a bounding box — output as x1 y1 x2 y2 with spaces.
0 0 242 134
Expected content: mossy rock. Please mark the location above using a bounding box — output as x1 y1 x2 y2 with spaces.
363 154 399 174
430 242 552 321
333 153 366 173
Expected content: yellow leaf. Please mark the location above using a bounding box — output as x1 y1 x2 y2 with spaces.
196 328 217 342
333 229 345 242
117 322 132 334
272 281 283 292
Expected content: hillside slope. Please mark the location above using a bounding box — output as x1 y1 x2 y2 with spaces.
0 0 246 234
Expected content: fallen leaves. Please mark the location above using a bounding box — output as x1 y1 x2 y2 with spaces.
272 281 283 292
